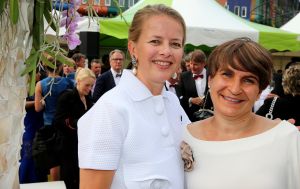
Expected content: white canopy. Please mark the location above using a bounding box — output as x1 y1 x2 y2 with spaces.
281 12 300 34
100 0 300 51
172 0 258 46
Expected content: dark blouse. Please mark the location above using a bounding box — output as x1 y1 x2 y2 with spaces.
53 88 93 156
256 95 300 126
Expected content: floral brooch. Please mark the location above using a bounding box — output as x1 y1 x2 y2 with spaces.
180 141 194 172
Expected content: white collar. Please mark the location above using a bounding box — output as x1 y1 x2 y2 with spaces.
119 69 168 101
110 68 122 77
193 68 206 76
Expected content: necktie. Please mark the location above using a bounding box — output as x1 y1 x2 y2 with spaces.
193 74 203 80
116 73 122 78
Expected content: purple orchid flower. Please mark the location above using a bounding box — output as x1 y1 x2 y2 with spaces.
61 0 82 50
63 32 81 50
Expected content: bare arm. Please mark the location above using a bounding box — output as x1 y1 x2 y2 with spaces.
80 169 115 189
34 81 44 112
25 100 35 109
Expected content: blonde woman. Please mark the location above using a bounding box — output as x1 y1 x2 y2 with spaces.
78 4 190 189
53 68 95 189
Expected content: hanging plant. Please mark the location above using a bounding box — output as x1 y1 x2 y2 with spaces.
4 0 126 95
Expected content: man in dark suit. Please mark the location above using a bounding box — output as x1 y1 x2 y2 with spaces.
93 49 125 102
180 49 212 121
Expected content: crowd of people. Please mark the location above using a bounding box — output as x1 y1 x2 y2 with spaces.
19 4 299 189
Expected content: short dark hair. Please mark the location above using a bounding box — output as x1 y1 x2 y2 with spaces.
91 59 102 64
207 37 273 91
71 53 86 62
190 49 206 63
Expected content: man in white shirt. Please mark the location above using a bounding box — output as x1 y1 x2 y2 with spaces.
180 49 212 121
93 49 125 102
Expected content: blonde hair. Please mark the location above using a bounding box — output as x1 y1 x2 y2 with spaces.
129 4 186 45
75 68 96 83
282 65 300 96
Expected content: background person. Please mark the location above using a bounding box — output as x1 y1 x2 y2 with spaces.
256 65 300 126
165 66 183 99
53 68 95 189
182 38 300 189
63 63 76 84
90 58 103 78
92 49 125 102
19 70 47 183
34 56 74 181
71 53 86 69
78 4 190 189
183 53 191 72
180 49 212 121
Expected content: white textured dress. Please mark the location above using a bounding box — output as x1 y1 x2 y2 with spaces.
183 121 300 189
78 69 190 189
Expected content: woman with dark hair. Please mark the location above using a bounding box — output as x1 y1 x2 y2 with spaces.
182 38 300 189
34 56 73 180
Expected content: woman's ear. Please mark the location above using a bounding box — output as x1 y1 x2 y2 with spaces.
128 40 136 58
208 75 212 87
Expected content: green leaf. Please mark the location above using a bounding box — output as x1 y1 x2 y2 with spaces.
32 0 45 50
44 48 74 67
9 0 19 24
40 53 55 69
44 0 52 12
0 0 8 16
44 9 57 32
21 51 39 76
44 0 57 31
28 69 36 96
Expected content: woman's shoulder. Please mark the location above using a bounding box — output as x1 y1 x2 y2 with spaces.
254 115 299 136
185 119 210 140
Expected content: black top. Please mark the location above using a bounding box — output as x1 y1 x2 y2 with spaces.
53 88 93 156
256 95 300 126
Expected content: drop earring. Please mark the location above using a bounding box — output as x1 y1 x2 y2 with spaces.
171 72 177 79
131 56 137 75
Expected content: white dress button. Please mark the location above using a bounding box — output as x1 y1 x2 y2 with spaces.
161 126 170 137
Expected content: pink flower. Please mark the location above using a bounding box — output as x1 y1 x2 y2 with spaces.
67 22 78 33
181 141 195 172
63 33 81 50
61 0 82 50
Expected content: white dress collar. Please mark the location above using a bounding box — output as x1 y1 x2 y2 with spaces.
118 69 168 101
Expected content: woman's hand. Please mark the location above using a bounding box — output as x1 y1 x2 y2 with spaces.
287 119 300 131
